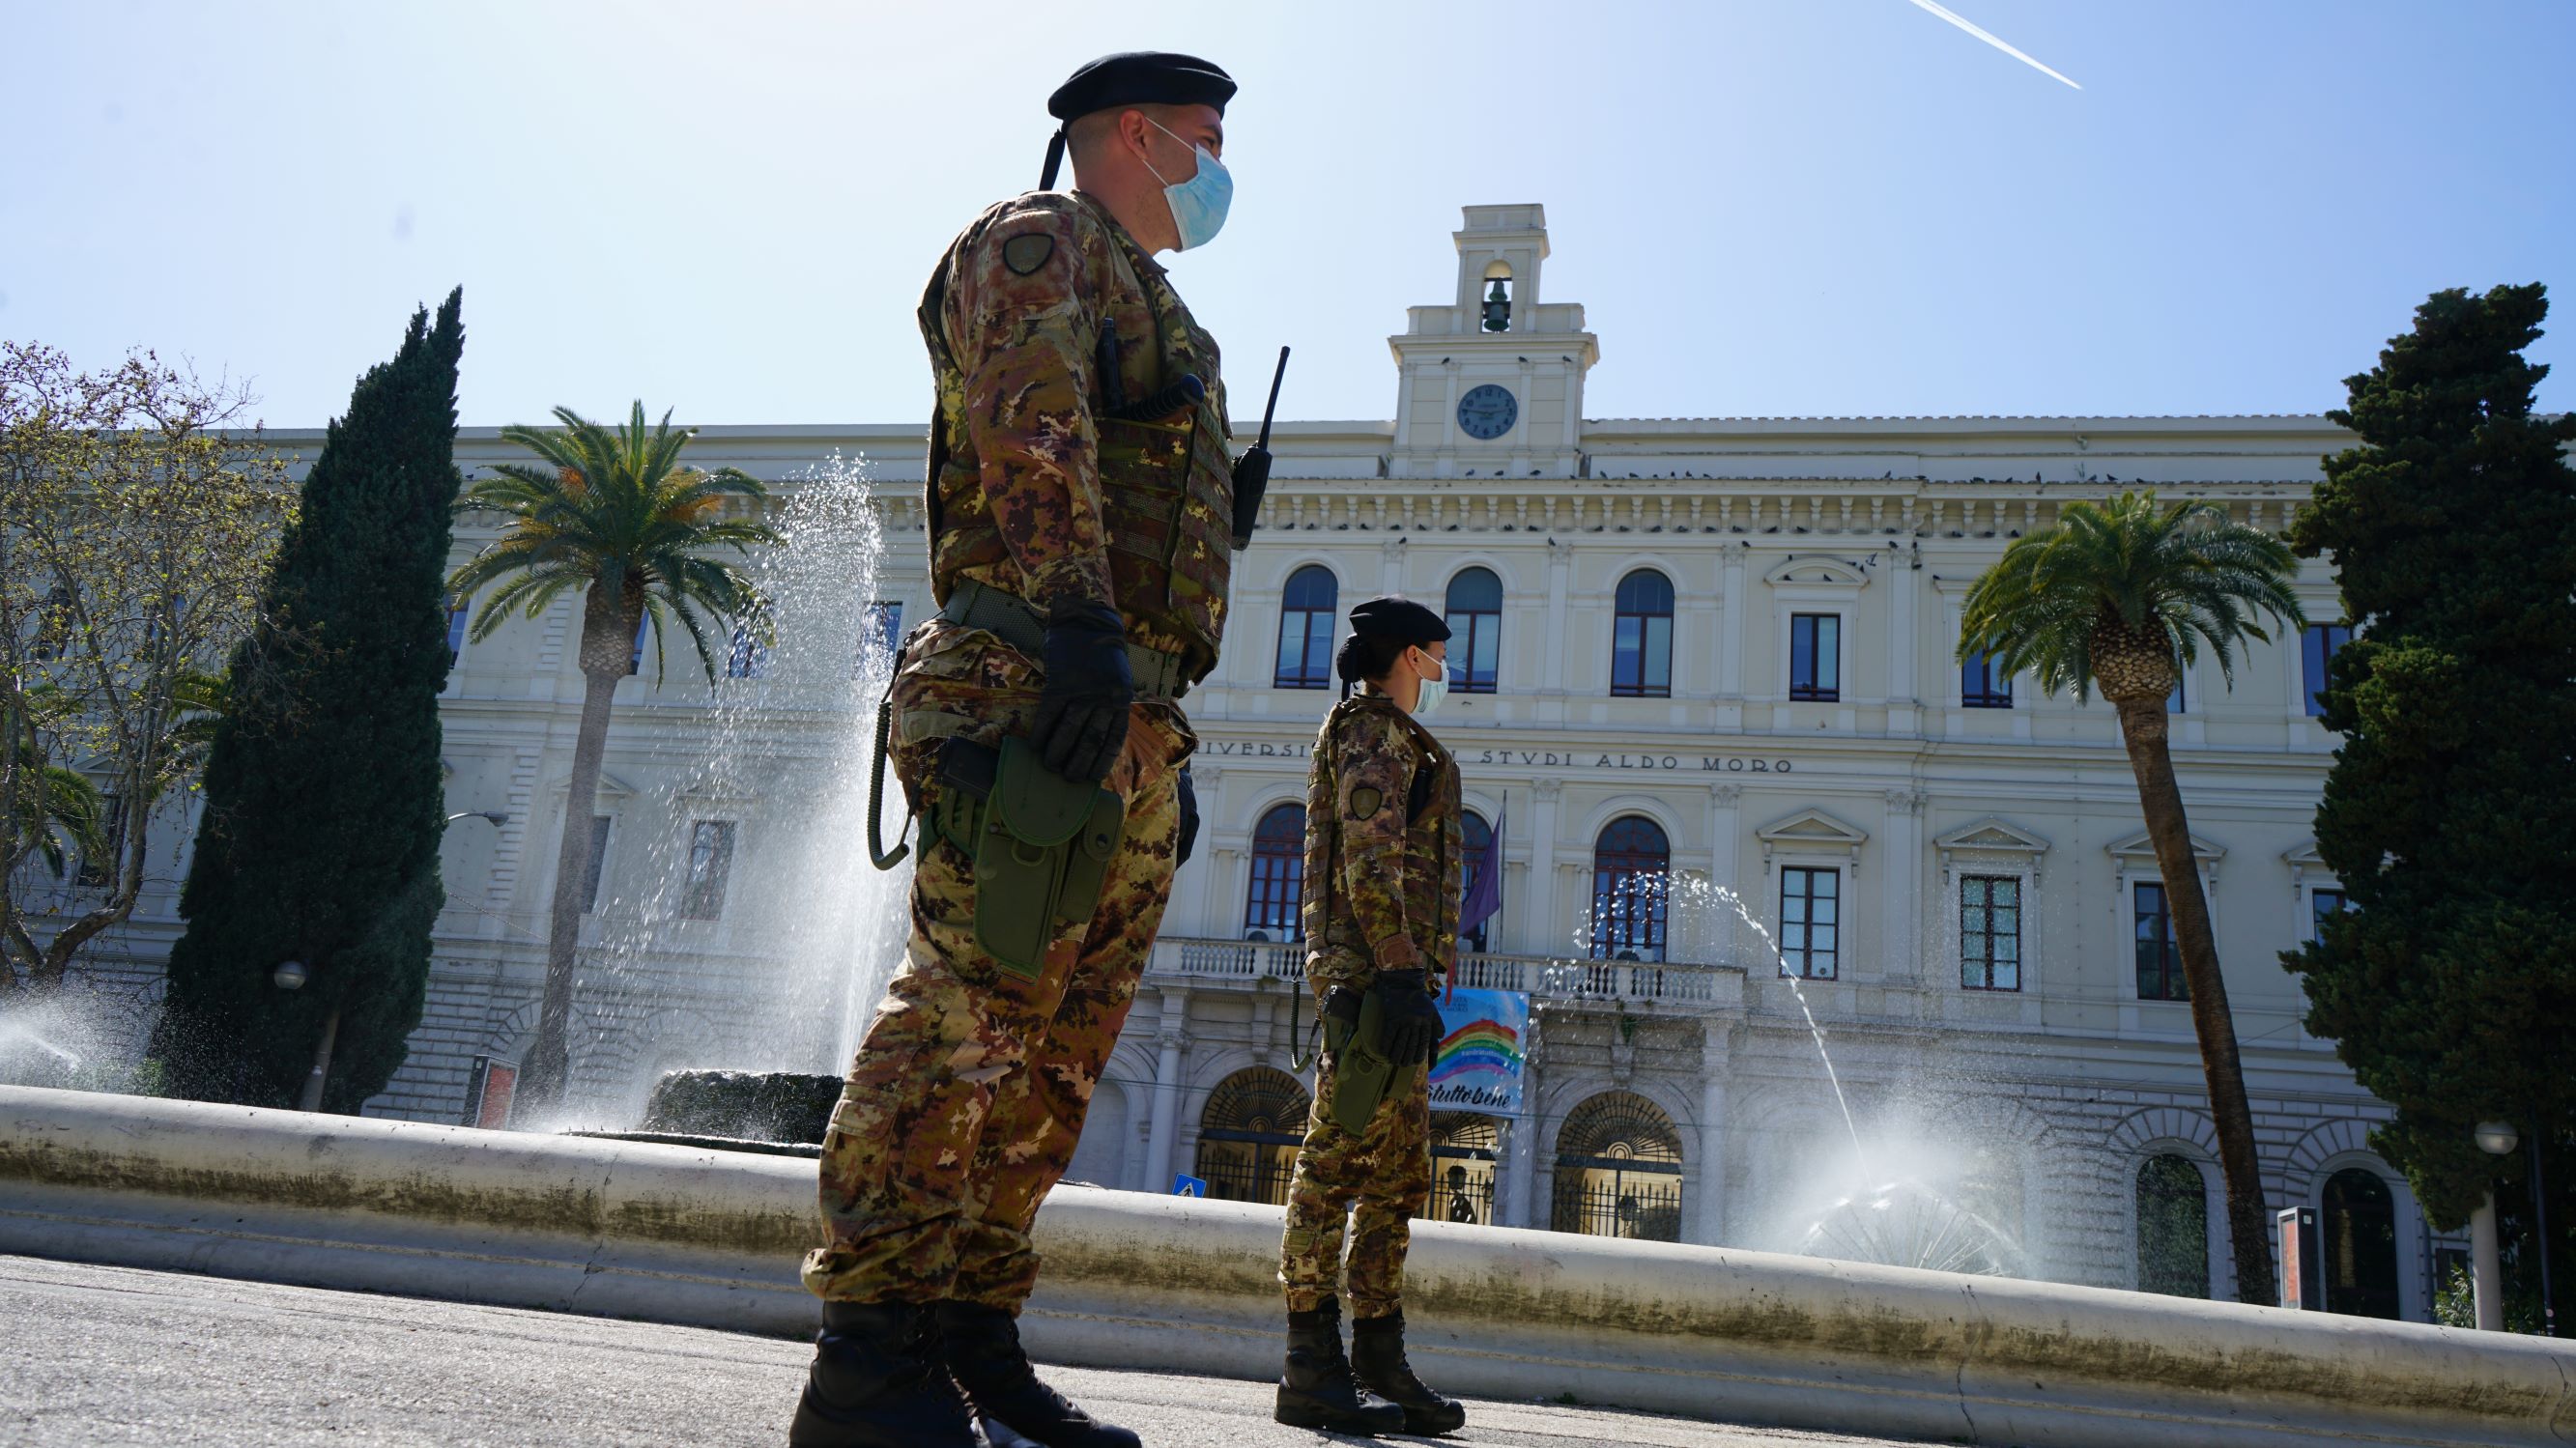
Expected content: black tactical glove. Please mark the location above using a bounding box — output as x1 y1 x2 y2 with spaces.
1372 969 1445 1066
1175 765 1201 866
1032 602 1132 785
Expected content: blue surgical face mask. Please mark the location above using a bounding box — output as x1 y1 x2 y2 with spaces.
1411 648 1448 718
1143 118 1232 251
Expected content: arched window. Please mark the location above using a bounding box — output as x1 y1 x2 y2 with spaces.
2323 1167 2400 1319
1551 1092 1683 1240
1245 804 1307 940
1194 1067 1312 1207
1589 816 1670 963
1274 565 1337 689
1460 810 1494 953
1444 568 1503 695
1424 1114 1500 1226
2135 1155 2210 1298
1611 570 1674 697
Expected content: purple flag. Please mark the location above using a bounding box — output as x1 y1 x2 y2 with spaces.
1459 800 1503 937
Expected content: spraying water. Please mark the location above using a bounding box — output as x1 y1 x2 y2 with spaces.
576 454 913 1110
1696 882 1868 1180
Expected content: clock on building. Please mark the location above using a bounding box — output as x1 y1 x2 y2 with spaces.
1456 383 1518 440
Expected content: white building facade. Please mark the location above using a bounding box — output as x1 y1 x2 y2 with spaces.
40 206 2441 1321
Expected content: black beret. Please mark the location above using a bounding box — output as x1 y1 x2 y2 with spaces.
1047 51 1236 123
1348 596 1450 646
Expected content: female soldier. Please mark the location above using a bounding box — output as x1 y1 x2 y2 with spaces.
1272 596 1470 1437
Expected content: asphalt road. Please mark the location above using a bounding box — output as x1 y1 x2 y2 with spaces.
0 1254 1915 1448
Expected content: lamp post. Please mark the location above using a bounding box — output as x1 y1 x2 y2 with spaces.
276 812 505 1113
2474 1121 2515 1331
2476 1118 2558 1336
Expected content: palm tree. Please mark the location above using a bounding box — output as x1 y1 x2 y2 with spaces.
1960 491 2303 1307
448 404 778 1112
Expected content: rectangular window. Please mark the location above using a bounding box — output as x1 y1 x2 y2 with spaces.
444 597 471 673
1611 613 1673 697
581 815 613 914
2134 882 2187 1001
627 614 649 676
1789 614 1840 702
464 1056 518 1128
2303 623 2353 718
1780 866 1840 980
860 600 902 675
680 819 736 921
725 618 769 679
1961 875 2021 990
1961 651 2012 709
2167 670 2186 715
1274 608 1334 689
2311 888 2350 944
75 791 124 889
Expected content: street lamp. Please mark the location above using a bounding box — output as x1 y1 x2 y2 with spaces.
2475 1118 2557 1337
272 959 308 992
446 810 509 827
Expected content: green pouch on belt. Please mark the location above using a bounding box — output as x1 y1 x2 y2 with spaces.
954 736 1126 980
1328 984 1400 1136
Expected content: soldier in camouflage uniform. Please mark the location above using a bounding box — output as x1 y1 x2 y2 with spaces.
791 52 1259 1448
1273 597 1471 1437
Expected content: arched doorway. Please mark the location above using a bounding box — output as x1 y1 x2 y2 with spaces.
1551 1092 1684 1241
1424 1113 1500 1226
1194 1067 1311 1207
2322 1167 2400 1319
2134 1154 2210 1298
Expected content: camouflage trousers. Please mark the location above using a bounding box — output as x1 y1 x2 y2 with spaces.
1277 1010 1432 1319
802 621 1188 1309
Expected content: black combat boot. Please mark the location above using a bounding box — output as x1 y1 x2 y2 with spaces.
1350 1308 1468 1436
1274 1296 1407 1435
787 1300 977 1448
934 1300 1141 1448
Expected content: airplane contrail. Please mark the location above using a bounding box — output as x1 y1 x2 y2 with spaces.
1903 0 2082 90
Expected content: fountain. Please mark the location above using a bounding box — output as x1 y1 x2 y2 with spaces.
570 453 914 1144
1585 872 2031 1277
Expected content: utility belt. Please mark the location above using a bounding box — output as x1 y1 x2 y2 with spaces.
861 591 1134 980
937 579 1192 701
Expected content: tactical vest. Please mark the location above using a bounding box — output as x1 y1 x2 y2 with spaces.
1301 696 1462 986
920 197 1234 684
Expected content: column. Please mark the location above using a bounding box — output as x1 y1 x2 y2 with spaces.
1717 544 1747 730
1705 782 1743 908
1879 789 1924 985
1543 539 1573 696
1889 552 1920 734
1143 990 1190 1192
1503 1057 1542 1229
1695 1018 1731 1246
1525 780 1562 957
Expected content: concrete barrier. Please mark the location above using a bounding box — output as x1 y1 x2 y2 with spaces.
1 1085 2567 1447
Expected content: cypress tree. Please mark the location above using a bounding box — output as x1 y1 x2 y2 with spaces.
2285 283 2576 1321
154 291 466 1110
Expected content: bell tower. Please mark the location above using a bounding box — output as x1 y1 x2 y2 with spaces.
1388 205 1599 479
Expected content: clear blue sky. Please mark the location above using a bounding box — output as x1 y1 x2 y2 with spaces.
8 0 2570 429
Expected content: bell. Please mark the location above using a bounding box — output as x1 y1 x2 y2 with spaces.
1480 279 1511 333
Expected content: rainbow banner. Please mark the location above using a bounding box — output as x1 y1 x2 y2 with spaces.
1427 987 1529 1114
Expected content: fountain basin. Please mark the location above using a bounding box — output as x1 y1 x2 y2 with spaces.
639 1069 841 1146
4 1084 2570 1448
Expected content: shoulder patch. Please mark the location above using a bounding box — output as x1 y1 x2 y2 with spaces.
1001 234 1056 275
1348 784 1384 820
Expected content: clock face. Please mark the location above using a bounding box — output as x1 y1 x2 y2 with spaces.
1456 383 1518 440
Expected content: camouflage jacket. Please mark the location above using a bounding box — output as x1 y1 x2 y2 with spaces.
916 189 1235 683
1300 693 1463 993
